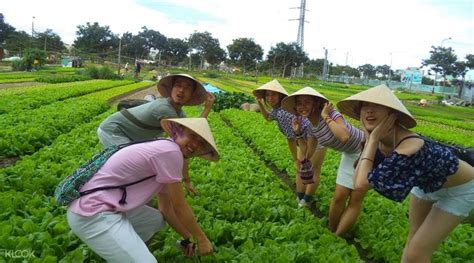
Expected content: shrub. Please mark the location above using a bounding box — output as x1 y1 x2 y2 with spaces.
203 72 220 78
98 66 118 79
11 60 27 71
213 92 255 112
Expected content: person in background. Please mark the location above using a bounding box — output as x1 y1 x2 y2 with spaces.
97 73 215 194
282 87 366 236
124 62 129 74
67 118 219 262
337 84 474 262
253 79 313 207
135 60 142 78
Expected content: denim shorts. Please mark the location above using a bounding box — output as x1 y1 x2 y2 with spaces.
410 179 474 217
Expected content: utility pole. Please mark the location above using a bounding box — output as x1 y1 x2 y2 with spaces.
290 0 308 77
322 48 328 81
117 38 122 75
31 16 35 48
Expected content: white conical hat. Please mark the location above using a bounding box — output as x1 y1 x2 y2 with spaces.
252 79 288 98
281 86 328 114
336 84 417 128
157 74 207 106
161 118 219 161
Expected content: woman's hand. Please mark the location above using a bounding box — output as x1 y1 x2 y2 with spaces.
197 237 213 256
204 92 215 109
184 180 198 195
292 116 303 134
370 114 397 141
321 102 333 119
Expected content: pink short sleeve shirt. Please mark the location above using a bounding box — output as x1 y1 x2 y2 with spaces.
69 139 183 216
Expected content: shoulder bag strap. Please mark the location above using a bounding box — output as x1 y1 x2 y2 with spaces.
120 108 161 130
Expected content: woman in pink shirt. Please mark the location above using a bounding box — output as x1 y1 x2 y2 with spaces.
67 118 219 262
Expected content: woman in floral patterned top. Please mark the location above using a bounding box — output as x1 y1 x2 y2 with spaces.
337 84 474 262
254 80 313 207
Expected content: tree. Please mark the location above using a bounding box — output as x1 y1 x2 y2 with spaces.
358 64 376 78
74 22 119 60
3 31 30 56
375 64 391 79
0 13 15 45
266 42 307 77
161 38 189 66
188 31 226 69
137 27 167 56
452 54 474 97
33 29 66 53
304 58 325 77
421 46 457 85
227 38 263 72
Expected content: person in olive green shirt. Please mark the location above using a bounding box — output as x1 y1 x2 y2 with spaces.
97 73 215 193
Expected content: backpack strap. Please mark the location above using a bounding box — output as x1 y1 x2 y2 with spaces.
120 108 162 130
79 175 156 205
78 138 174 205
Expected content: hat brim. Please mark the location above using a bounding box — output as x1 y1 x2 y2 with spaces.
160 118 219 161
281 91 328 115
157 74 207 106
337 99 417 129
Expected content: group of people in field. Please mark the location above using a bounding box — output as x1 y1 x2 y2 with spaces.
58 73 474 262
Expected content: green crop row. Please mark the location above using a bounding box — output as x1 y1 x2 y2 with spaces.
220 108 474 263
0 105 361 262
0 79 133 114
0 81 154 158
151 109 362 262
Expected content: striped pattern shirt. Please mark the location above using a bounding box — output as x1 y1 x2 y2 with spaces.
310 109 364 153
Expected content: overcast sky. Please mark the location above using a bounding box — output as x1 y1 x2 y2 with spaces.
2 0 473 76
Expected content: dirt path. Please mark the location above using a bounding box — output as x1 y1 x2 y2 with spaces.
0 81 45 90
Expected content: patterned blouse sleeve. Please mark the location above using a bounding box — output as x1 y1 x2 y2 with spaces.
368 152 416 202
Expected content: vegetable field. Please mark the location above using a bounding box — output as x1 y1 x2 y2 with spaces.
0 72 473 262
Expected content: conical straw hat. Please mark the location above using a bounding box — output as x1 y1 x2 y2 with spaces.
281 86 328 114
252 79 288 99
336 85 417 128
161 118 219 161
157 74 207 106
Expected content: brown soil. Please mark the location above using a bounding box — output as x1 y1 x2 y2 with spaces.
108 83 163 104
0 157 21 168
0 81 45 90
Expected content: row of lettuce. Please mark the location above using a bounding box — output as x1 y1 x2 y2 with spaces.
220 108 474 263
0 103 362 261
0 81 155 158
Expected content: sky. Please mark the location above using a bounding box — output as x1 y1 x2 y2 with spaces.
2 0 473 77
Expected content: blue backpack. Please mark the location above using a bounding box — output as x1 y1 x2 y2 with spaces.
54 139 170 206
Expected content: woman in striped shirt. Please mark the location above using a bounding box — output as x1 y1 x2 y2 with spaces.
282 87 365 236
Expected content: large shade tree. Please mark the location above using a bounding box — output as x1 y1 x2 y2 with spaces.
188 31 226 69
227 38 263 72
266 42 307 77
161 38 188 66
421 46 457 85
33 29 66 53
74 22 119 59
